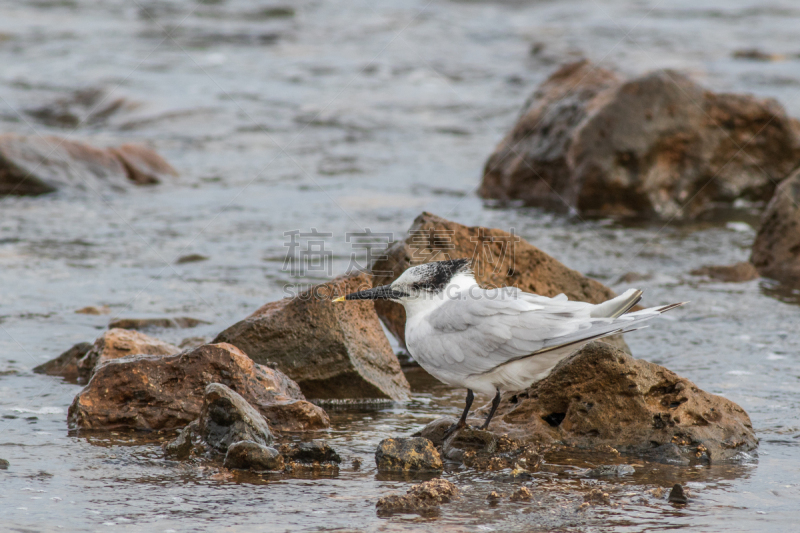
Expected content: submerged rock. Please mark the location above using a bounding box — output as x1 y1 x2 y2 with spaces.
480 60 800 220
488 342 757 464
108 317 210 330
0 458 9 470
371 212 630 352
509 486 532 502
76 328 179 380
0 134 177 196
690 262 759 283
279 441 341 464
198 383 273 453
376 478 458 517
415 416 458 446
375 437 443 473
442 427 498 463
164 421 201 460
68 343 329 432
751 168 800 285
214 272 410 401
586 464 635 478
33 342 92 382
224 441 284 471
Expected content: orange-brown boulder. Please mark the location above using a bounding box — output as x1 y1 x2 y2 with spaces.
484 342 757 464
67 343 329 432
371 212 628 352
751 168 800 285
214 272 410 401
76 328 179 380
481 60 800 219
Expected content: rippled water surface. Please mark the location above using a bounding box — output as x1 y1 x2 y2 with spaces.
1 0 800 531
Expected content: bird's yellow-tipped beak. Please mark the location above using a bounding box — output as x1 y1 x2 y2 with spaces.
333 296 346 302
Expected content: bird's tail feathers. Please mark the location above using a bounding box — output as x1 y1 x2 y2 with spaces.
590 289 644 319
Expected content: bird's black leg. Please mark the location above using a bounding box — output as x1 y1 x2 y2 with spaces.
443 389 474 440
480 389 501 430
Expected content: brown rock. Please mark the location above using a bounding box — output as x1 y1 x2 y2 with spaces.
224 441 284 471
509 486 532 502
0 134 176 196
197 383 273 453
751 168 800 284
108 317 210 330
371 212 630 352
75 306 111 315
76 328 179 380
690 262 759 283
481 60 800 219
108 143 178 185
376 478 458 517
33 342 92 382
375 437 443 473
488 342 757 464
214 272 410 401
67 342 329 432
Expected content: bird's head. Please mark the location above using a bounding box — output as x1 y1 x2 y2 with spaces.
334 258 474 304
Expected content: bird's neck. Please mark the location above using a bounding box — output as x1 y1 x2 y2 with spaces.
401 272 479 318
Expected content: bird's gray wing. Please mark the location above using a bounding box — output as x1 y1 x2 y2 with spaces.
419 288 633 375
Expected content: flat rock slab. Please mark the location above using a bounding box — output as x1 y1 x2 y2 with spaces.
375 437 443 473
77 328 179 380
488 342 757 464
480 60 800 220
371 211 630 352
0 134 176 196
68 342 329 432
751 168 800 285
690 262 759 283
214 272 410 401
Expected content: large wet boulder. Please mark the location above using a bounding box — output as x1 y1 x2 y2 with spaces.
0 134 177 196
751 168 800 285
68 343 329 432
76 328 179 380
371 211 629 352
375 437 443 473
214 272 410 401
486 342 757 464
480 60 800 219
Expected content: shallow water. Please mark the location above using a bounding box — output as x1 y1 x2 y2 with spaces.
1 0 800 531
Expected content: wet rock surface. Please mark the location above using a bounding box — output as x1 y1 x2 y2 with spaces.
279 441 342 464
751 168 800 285
668 483 689 504
586 464 635 478
0 458 9 470
415 416 458 446
487 342 757 464
198 383 273 453
108 317 210 330
375 437 443 473
224 441 284 472
214 272 410 401
371 212 630 352
480 60 800 219
0 133 176 196
33 342 92 382
375 478 458 517
442 427 498 462
76 328 179 380
68 343 329 431
690 262 759 283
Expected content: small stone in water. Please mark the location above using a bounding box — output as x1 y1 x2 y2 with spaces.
0 458 9 469
509 487 532 502
586 464 635 477
668 484 688 504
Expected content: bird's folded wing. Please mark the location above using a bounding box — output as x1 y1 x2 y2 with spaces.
420 288 639 375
